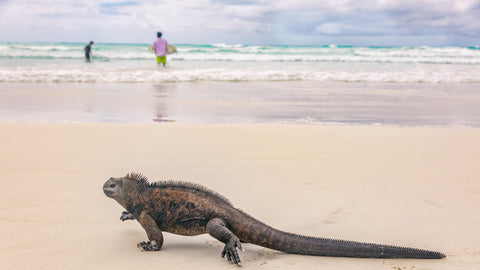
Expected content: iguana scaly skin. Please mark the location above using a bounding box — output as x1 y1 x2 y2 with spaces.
103 173 445 265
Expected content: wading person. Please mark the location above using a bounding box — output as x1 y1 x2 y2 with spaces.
84 41 94 62
152 32 168 67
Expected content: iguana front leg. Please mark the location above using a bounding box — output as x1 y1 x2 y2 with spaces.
135 211 164 251
206 218 243 265
120 211 135 221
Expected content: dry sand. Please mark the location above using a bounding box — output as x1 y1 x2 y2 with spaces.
1 122 479 269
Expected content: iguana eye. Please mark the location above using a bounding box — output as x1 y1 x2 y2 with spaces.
110 184 116 188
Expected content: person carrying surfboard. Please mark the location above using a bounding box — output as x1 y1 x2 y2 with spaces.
152 32 168 67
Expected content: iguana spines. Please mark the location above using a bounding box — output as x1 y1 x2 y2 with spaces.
123 172 233 206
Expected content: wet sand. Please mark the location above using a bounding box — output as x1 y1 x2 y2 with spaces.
1 122 479 269
1 82 480 126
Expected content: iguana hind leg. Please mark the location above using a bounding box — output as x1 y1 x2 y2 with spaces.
206 218 243 264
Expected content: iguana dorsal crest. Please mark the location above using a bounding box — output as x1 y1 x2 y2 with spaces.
124 172 233 206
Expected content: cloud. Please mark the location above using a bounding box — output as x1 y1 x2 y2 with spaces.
315 23 345 35
1 0 479 45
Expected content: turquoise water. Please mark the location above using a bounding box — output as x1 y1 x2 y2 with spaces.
1 42 480 83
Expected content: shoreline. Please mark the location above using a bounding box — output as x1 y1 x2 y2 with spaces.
2 120 480 129
1 122 479 269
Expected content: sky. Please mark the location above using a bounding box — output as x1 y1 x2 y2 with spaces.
0 0 479 46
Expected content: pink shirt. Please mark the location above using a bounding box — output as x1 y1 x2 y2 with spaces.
152 38 168 56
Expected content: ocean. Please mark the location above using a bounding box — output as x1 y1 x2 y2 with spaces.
1 42 480 126
1 42 480 83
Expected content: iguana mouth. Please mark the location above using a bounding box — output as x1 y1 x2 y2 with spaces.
103 179 116 197
103 182 115 197
103 189 114 197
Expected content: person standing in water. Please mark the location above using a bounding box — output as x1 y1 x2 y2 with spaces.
84 41 94 62
152 32 168 67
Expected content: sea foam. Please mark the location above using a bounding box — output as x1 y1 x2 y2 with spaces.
1 43 480 83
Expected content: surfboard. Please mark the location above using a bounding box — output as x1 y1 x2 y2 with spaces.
148 44 177 54
167 44 177 54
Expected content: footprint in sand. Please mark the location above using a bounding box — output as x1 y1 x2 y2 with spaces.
323 207 351 224
243 248 279 264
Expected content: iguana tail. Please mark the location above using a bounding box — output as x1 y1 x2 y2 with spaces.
230 211 445 259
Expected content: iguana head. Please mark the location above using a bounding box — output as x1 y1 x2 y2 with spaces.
104 173 148 204
103 177 127 201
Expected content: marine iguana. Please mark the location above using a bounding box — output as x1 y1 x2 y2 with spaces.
103 173 446 265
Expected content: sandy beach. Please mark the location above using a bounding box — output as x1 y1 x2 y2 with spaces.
1 122 479 269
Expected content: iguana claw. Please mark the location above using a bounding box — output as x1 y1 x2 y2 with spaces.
137 240 160 251
221 237 243 265
120 211 135 221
